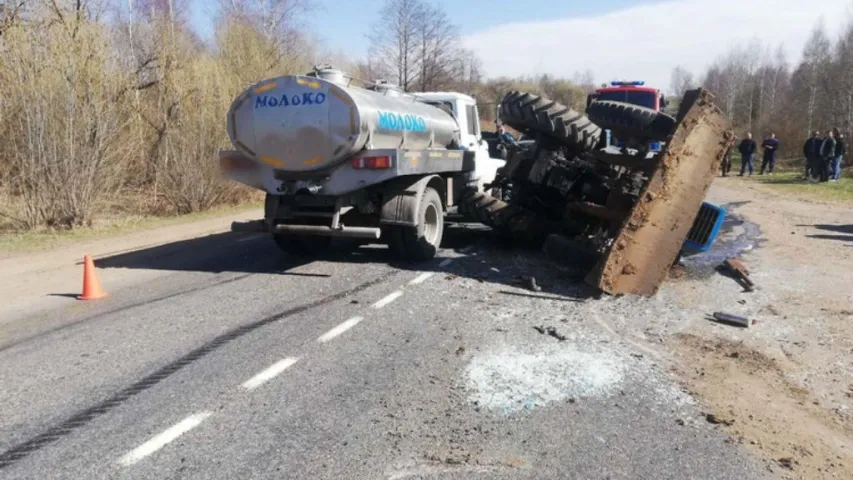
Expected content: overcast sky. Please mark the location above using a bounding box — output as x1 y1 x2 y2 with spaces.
462 0 853 92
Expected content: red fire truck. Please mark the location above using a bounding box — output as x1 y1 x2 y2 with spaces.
586 81 669 151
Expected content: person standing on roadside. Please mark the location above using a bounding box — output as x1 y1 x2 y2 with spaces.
802 131 821 180
721 136 735 177
738 132 757 176
760 132 779 175
831 128 846 182
819 130 836 183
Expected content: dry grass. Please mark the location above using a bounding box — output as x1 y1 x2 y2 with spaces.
0 199 263 254
748 170 853 203
0 1 313 232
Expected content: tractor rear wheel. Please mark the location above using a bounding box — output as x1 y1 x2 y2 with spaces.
499 91 601 152
586 100 676 142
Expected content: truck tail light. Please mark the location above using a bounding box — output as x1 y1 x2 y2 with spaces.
352 156 392 169
220 154 256 172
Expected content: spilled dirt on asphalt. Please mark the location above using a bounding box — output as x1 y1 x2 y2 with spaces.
671 332 853 480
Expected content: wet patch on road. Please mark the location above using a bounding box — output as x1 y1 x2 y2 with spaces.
682 202 764 278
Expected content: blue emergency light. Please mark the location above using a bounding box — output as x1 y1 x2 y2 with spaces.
610 81 645 86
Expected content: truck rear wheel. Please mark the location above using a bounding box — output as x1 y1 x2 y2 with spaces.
385 187 444 261
586 100 675 142
272 233 332 255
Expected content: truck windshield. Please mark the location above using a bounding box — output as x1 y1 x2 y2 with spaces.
597 91 657 110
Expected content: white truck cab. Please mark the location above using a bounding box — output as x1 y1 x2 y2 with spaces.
413 92 505 192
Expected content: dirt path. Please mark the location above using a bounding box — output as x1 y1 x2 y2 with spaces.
664 178 853 479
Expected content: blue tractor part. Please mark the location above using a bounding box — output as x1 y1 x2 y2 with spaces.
602 129 663 153
681 202 727 255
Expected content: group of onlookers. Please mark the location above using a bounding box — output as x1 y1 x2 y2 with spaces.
720 129 846 182
802 128 846 182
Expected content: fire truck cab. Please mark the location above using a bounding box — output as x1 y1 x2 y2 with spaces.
586 81 669 152
586 81 667 112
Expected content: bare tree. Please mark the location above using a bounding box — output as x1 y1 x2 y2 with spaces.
799 19 832 135
368 0 426 91
831 20 853 134
670 65 695 99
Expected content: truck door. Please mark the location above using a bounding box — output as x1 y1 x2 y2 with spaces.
462 102 504 191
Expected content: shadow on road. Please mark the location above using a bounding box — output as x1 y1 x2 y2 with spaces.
95 220 598 301
798 224 853 243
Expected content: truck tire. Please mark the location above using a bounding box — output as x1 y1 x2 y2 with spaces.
499 91 601 151
586 100 675 142
387 187 444 261
272 234 332 255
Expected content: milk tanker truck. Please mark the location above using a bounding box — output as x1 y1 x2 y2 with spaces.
219 66 505 260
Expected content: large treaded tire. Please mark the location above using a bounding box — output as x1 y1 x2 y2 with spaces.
586 100 676 142
499 91 601 152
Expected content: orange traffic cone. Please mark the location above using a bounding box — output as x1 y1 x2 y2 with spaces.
78 255 108 300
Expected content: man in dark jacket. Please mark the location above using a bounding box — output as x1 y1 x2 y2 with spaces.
831 128 846 182
738 133 757 176
721 136 736 176
760 132 779 175
803 131 821 180
819 130 836 183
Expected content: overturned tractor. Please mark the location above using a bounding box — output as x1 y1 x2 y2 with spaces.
460 88 733 296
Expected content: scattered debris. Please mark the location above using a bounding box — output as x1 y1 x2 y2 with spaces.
455 346 466 356
522 276 542 292
676 418 686 426
534 326 567 341
445 274 458 281
705 413 735 426
777 457 797 470
720 258 755 292
710 312 750 328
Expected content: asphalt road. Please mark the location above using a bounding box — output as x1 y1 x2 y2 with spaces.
0 223 773 479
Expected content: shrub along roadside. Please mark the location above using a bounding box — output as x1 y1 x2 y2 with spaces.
0 1 316 232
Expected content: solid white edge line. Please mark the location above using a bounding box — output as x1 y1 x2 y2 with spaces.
438 258 454 268
118 412 212 467
372 290 403 309
241 357 300 391
408 272 434 285
317 317 364 343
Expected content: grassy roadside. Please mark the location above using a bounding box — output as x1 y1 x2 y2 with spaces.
728 169 853 203
0 201 262 255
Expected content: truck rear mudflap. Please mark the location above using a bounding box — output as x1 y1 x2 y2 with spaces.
585 89 732 295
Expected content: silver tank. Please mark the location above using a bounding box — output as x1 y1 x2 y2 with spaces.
226 67 461 173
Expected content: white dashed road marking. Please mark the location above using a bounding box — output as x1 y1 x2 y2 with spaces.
373 290 403 309
241 357 300 391
235 234 264 243
408 272 434 285
118 412 212 466
438 258 454 268
318 317 364 343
